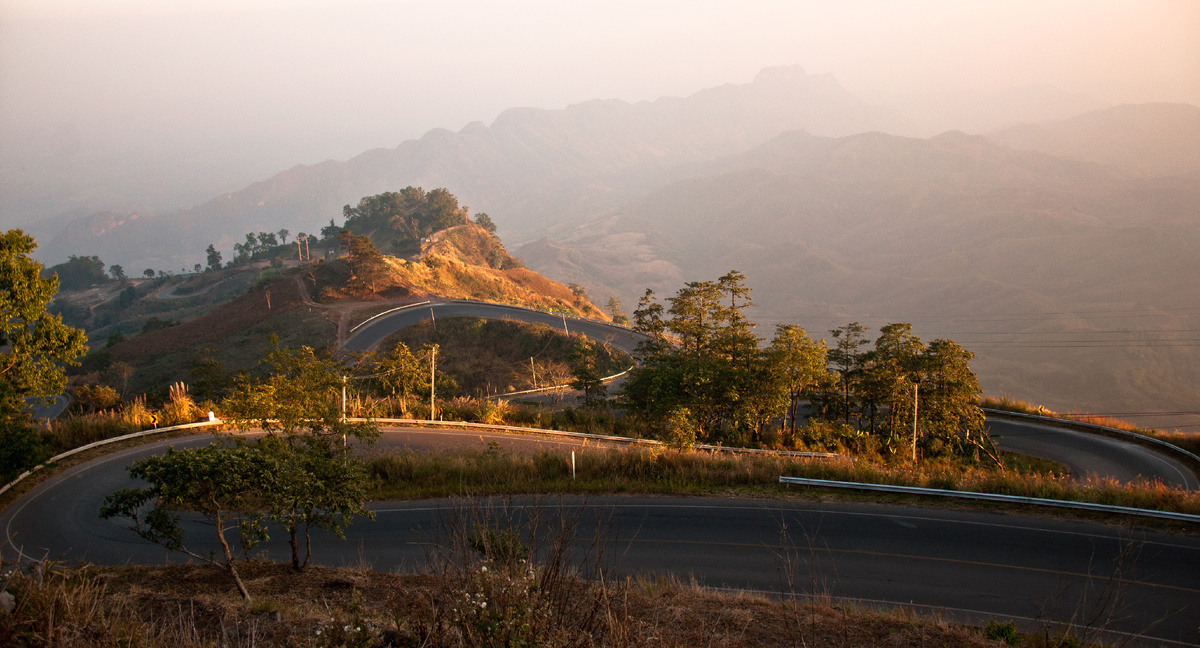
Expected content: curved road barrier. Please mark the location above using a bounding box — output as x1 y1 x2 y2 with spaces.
779 476 1200 523
0 419 224 498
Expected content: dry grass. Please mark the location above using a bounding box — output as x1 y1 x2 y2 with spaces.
363 445 1200 517
304 226 606 318
0 558 1006 648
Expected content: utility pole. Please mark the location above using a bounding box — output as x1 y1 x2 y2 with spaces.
341 374 348 448
911 381 919 463
562 313 569 335
429 345 437 421
530 357 537 389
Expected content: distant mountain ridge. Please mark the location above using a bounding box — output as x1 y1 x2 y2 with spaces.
38 65 907 270
517 127 1200 428
989 103 1200 177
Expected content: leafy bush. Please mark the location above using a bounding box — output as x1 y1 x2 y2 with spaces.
0 423 51 482
983 620 1020 645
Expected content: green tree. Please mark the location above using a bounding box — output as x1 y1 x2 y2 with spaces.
860 323 924 438
205 244 222 272
568 336 608 409
277 228 290 245
822 322 870 426
255 433 372 570
364 341 427 415
0 230 88 426
917 339 989 459
256 231 278 249
108 264 125 282
474 212 497 234
606 295 628 325
620 271 764 441
768 324 831 443
222 339 378 569
117 285 137 309
338 230 387 293
99 439 269 600
45 255 109 291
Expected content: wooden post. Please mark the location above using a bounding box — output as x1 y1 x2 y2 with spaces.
430 345 437 421
911 382 919 463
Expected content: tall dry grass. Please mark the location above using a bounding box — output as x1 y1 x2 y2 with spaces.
364 445 1200 516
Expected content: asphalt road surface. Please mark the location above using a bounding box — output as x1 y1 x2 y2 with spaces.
342 301 644 354
988 418 1198 489
3 428 1198 646
345 302 1199 489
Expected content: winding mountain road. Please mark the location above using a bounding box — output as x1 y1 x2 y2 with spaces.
9 302 1188 641
345 300 1198 488
2 428 1198 646
342 301 643 354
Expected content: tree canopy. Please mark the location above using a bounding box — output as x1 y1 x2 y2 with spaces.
1 230 88 426
341 187 471 251
621 271 989 460
44 254 110 291
221 339 378 569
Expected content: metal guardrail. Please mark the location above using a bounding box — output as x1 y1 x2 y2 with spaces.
0 419 225 498
492 366 634 399
0 416 844 503
348 300 431 334
983 408 1200 468
778 476 1200 523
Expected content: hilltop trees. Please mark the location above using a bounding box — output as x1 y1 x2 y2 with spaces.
45 255 110 291
340 186 472 251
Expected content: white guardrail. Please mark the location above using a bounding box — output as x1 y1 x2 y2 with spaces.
0 417 843 500
0 419 225 498
778 476 1200 523
15 415 1191 523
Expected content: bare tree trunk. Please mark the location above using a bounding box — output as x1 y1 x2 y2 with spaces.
215 515 252 601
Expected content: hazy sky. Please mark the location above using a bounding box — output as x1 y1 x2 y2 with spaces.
2 0 1198 221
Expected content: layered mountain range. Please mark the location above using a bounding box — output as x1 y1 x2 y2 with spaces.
23 66 1200 429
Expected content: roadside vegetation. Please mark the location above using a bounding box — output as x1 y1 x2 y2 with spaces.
362 445 1199 516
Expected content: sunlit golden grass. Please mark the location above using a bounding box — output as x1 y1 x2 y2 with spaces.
364 445 1200 516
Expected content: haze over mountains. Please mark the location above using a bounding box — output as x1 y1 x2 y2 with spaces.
15 66 1200 431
